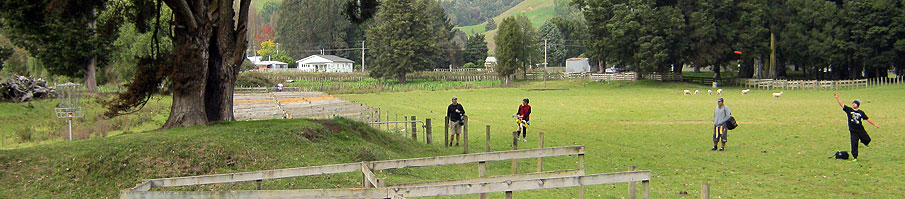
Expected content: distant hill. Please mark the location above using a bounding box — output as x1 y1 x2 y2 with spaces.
454 0 555 54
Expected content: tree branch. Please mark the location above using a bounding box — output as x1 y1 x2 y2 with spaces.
164 0 198 29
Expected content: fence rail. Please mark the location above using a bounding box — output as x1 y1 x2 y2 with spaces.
732 78 896 90
121 144 651 199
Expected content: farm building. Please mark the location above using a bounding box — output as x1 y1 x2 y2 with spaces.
296 55 354 73
256 61 289 70
484 56 497 72
565 58 591 73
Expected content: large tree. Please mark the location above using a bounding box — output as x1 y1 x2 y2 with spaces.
276 0 352 60
463 33 489 65
0 0 123 92
366 0 443 83
495 16 527 84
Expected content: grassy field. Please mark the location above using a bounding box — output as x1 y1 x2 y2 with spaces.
0 94 170 149
0 118 470 198
339 80 905 198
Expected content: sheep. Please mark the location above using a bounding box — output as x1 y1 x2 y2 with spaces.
708 90 713 95
742 89 751 95
717 89 723 96
694 90 700 95
772 91 784 98
684 90 691 95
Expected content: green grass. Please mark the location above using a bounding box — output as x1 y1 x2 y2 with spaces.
339 80 905 198
0 95 170 149
0 118 468 198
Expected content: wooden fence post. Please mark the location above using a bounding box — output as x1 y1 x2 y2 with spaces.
410 116 417 140
578 153 585 199
486 125 491 152
642 179 650 199
702 183 710 199
444 116 449 147
480 125 488 199
463 116 469 154
512 131 519 175
256 179 263 190
425 118 432 145
537 132 544 172
628 166 637 199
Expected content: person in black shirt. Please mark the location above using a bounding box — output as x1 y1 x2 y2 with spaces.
447 97 465 146
834 93 880 161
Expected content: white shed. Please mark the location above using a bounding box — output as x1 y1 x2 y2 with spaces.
257 61 289 69
484 56 498 72
565 58 591 73
296 55 354 73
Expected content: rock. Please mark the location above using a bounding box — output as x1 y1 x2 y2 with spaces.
0 75 56 102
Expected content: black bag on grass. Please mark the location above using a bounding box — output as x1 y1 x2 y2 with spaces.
832 151 850 159
726 116 738 130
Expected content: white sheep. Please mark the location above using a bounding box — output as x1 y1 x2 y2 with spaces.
717 89 723 96
708 90 713 95
742 89 751 95
694 90 700 95
684 90 691 95
772 91 784 98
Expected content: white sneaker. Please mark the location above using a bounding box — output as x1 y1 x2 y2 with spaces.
522 138 527 142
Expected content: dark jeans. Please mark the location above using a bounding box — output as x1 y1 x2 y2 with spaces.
850 130 871 159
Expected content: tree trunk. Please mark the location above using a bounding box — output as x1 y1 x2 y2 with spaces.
205 0 250 122
84 55 98 93
738 59 754 78
162 0 214 129
754 58 764 79
713 65 721 80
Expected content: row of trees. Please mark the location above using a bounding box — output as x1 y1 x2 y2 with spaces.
576 0 905 79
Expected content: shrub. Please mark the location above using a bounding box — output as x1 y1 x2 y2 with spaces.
237 72 275 87
15 127 33 142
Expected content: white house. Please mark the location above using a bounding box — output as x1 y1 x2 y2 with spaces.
296 55 354 73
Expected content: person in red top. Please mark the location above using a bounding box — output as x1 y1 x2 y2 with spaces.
516 98 532 142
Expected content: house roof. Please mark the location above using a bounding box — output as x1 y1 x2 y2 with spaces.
257 61 288 65
485 56 497 62
567 57 588 61
297 55 354 64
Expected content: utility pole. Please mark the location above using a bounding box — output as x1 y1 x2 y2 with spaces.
544 39 548 88
359 40 365 72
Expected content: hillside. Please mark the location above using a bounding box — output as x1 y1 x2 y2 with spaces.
455 0 555 53
0 118 461 198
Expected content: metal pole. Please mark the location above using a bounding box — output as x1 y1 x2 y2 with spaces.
68 116 72 141
361 40 365 72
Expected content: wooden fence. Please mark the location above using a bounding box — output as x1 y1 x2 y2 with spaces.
121 144 651 199
590 72 639 81
432 68 486 72
641 73 683 81
734 78 880 90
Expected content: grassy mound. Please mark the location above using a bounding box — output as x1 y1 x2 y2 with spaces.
0 118 448 198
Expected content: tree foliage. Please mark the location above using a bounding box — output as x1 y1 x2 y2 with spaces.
576 0 905 79
463 33 489 65
367 0 447 83
495 16 538 81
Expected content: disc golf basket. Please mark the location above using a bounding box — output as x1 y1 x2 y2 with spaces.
55 83 84 141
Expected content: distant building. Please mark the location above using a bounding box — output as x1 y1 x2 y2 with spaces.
257 61 289 70
565 58 591 73
296 55 354 73
484 56 498 72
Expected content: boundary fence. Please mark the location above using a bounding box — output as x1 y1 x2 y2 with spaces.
120 145 651 199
